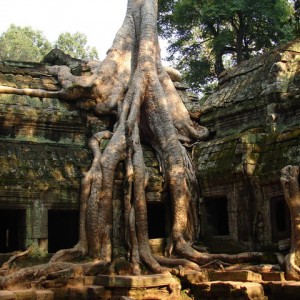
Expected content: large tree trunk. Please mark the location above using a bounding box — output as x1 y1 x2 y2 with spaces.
280 165 300 280
0 0 262 287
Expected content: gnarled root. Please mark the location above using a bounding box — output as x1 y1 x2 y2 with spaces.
0 249 30 275
50 131 113 263
0 260 110 290
280 165 300 280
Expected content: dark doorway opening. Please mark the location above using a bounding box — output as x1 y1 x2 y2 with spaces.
147 203 166 239
204 197 229 236
48 210 79 253
0 209 26 252
271 196 291 242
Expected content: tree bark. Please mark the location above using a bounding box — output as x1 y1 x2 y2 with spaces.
280 165 300 280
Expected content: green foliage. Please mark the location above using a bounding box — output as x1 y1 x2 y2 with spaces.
0 25 99 62
158 0 295 94
0 24 52 62
55 32 99 60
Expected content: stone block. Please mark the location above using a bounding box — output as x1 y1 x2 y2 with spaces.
183 270 209 284
193 281 265 299
0 291 16 300
35 290 54 300
94 274 174 288
87 285 106 299
149 238 165 255
283 282 300 300
209 270 262 282
84 276 95 286
262 281 300 300
49 287 69 300
69 286 88 299
68 276 85 286
261 271 285 281
12 290 36 300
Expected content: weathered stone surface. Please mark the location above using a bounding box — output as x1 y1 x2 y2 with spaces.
209 270 262 282
69 286 88 299
35 290 54 300
194 39 300 251
261 271 285 282
93 274 181 299
84 276 95 286
94 273 175 288
86 285 106 299
48 287 70 300
262 281 300 300
11 289 36 300
183 270 209 284
0 291 16 300
149 238 166 255
191 281 266 300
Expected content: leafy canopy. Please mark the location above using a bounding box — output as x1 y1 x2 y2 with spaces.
55 32 98 61
158 0 295 94
0 25 98 62
0 24 52 62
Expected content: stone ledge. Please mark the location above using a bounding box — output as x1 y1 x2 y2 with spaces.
183 270 209 284
192 281 266 300
35 290 54 300
0 290 54 300
0 291 16 300
260 271 285 282
93 273 175 288
208 270 262 282
9 290 36 300
262 281 300 300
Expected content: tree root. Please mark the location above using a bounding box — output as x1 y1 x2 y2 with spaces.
280 165 300 280
0 260 110 289
0 249 30 274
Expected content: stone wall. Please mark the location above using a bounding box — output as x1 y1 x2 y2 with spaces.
195 39 300 252
0 60 171 255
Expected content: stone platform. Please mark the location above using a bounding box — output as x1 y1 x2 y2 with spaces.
3 271 300 299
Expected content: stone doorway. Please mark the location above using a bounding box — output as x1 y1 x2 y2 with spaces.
204 197 229 236
0 209 26 252
48 210 79 253
270 196 291 242
147 202 167 239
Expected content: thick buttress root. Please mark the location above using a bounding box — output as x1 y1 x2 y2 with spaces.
280 165 300 280
0 0 265 286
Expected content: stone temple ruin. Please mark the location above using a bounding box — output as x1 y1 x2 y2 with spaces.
0 39 300 299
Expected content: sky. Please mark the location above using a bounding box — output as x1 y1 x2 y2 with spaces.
0 0 129 60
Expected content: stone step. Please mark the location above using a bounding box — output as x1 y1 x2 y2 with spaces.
93 274 181 299
8 290 36 300
35 290 54 300
93 273 176 288
191 281 266 300
182 270 209 284
0 291 16 300
208 270 262 282
0 290 54 300
260 271 285 282
262 281 300 300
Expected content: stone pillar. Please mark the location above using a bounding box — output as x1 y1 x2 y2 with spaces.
29 200 48 252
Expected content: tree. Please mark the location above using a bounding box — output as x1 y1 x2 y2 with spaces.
0 24 52 62
0 0 262 288
55 32 99 60
0 25 99 62
280 165 300 280
158 0 295 93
